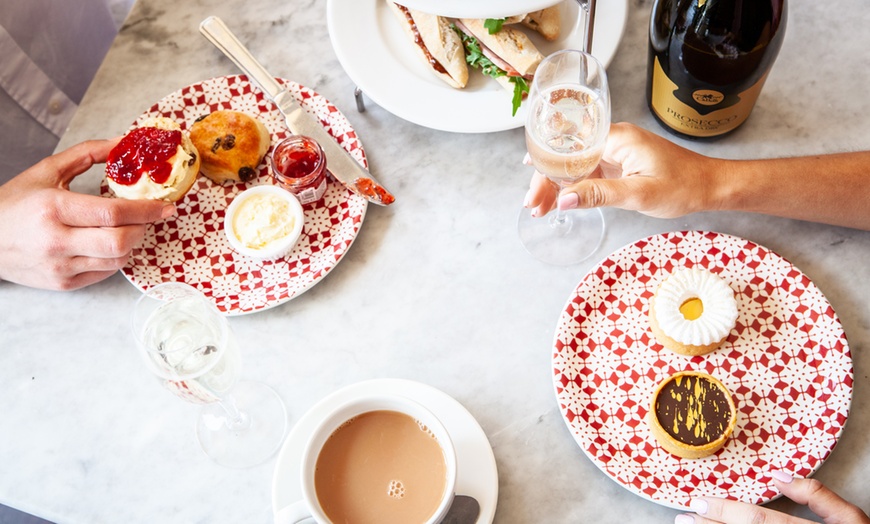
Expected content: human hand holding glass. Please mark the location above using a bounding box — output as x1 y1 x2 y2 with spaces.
132 282 287 468
518 49 611 265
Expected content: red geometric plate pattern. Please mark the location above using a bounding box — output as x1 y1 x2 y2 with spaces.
100 75 368 315
552 230 852 509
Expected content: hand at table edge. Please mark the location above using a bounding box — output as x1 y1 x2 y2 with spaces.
674 472 870 524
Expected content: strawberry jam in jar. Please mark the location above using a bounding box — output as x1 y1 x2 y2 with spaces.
270 136 327 204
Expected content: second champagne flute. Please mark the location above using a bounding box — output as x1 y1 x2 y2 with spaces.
518 49 611 265
132 282 288 468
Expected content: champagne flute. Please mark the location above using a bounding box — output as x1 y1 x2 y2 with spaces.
518 49 611 265
132 282 287 468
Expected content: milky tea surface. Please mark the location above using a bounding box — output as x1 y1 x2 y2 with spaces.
314 410 447 524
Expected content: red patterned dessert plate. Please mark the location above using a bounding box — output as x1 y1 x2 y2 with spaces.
100 75 368 315
553 230 853 508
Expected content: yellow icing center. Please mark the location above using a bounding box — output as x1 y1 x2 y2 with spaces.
679 298 704 321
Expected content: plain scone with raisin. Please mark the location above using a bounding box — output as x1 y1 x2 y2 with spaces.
189 110 271 184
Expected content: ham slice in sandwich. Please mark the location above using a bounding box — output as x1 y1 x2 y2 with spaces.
454 18 544 115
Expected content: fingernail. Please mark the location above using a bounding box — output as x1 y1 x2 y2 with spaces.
522 152 532 166
531 206 540 218
689 499 708 515
675 515 695 524
770 470 793 484
161 204 176 219
558 192 579 210
523 190 532 208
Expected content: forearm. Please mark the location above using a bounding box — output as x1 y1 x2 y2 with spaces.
712 151 870 230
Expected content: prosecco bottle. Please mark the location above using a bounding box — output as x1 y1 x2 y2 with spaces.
646 0 787 139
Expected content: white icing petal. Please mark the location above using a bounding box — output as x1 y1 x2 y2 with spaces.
654 267 738 346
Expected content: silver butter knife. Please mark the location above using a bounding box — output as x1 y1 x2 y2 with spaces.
199 16 395 206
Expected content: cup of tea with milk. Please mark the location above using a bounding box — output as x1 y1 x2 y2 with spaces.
275 395 457 524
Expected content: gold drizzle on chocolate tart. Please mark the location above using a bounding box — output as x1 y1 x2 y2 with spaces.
647 371 737 459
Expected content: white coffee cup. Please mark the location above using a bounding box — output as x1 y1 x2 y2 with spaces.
274 394 457 524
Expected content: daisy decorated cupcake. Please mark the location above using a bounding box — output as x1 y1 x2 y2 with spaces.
649 267 738 356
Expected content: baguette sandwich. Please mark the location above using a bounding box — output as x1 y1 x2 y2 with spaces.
454 18 544 115
388 2 469 89
478 5 562 41
520 6 562 41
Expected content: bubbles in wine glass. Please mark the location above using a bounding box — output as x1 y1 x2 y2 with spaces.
536 87 603 154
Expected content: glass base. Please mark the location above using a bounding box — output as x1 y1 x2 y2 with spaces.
517 206 605 265
196 380 288 469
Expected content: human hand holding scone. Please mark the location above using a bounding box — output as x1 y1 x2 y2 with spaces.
675 473 870 524
0 139 175 290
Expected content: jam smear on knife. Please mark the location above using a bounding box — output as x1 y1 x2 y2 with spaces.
355 177 396 205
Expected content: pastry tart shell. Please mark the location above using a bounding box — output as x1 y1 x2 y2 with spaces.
647 371 737 459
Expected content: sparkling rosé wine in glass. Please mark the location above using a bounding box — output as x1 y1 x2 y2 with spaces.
525 84 607 184
517 49 611 266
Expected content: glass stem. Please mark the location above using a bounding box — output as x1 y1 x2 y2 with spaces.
217 393 251 431
550 207 569 227
548 182 574 234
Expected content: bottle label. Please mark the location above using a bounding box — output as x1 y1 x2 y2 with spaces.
650 57 768 137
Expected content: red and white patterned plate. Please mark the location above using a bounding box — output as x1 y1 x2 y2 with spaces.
100 75 368 315
553 230 852 509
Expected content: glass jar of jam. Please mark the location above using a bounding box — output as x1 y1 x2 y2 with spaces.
270 136 327 204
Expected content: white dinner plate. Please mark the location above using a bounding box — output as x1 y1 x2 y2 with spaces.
387 0 572 19
272 379 499 522
553 230 853 509
326 0 628 133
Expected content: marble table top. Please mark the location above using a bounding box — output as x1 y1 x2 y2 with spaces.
1 0 868 522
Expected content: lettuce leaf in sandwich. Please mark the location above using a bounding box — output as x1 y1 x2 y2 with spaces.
454 25 530 117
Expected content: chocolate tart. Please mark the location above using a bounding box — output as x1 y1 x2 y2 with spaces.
647 371 737 459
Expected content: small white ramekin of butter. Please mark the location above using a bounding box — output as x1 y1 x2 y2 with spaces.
224 185 304 260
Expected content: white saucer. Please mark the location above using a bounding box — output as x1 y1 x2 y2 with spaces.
271 378 499 523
